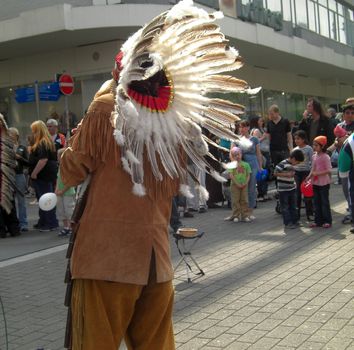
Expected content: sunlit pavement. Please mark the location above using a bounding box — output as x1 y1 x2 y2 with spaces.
1 183 354 350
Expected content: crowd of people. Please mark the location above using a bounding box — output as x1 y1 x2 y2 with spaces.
0 117 75 238
171 97 354 233
1 97 354 238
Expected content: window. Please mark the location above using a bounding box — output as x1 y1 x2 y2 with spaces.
295 0 308 28
329 10 337 40
328 0 336 11
266 0 281 12
308 0 317 32
319 5 329 37
282 0 292 21
337 15 346 43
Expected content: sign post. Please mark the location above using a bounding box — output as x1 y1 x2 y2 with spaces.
58 74 74 139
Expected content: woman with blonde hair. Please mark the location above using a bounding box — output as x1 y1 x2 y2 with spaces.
29 120 58 231
8 127 29 232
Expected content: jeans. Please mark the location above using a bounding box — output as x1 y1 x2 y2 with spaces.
294 170 313 218
257 151 270 198
15 173 28 229
313 184 332 225
279 190 297 225
270 150 289 167
32 178 58 229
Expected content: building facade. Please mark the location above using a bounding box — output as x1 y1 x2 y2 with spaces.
0 0 353 137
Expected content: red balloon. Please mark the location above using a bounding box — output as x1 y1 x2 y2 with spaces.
301 181 313 197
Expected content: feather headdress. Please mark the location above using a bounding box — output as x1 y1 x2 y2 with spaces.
112 0 260 195
0 113 16 213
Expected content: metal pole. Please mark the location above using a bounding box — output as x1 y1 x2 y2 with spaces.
34 81 40 119
65 95 70 141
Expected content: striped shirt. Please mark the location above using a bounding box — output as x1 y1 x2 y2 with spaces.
275 159 296 192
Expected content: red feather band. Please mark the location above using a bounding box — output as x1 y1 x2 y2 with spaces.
127 86 173 113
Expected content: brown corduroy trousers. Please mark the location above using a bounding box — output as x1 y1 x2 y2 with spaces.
71 261 175 350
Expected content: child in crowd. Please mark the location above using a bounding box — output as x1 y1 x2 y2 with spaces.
293 130 314 221
55 148 75 236
307 136 332 228
224 147 252 222
274 149 304 229
329 125 351 222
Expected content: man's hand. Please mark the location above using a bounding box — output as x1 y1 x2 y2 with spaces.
55 189 64 196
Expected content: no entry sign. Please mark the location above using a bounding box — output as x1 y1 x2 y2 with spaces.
59 74 74 95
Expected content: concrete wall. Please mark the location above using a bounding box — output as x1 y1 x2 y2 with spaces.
0 0 92 21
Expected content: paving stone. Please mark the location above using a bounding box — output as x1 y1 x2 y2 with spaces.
324 337 353 349
237 329 267 344
277 333 310 347
176 337 210 349
206 333 239 347
190 318 219 332
321 318 349 331
267 325 296 339
254 318 283 331
227 322 257 335
248 336 281 349
308 329 337 343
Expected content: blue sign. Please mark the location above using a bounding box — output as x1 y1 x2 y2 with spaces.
39 82 60 101
15 82 60 103
15 87 35 103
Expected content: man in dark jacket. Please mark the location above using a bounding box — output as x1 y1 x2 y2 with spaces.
299 97 334 146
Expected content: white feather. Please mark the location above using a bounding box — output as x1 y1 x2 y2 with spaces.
197 185 209 201
213 11 224 19
246 87 262 95
121 99 139 120
132 183 146 197
179 184 194 199
211 170 227 183
165 0 209 25
121 157 132 174
114 130 125 146
126 150 140 165
238 136 253 150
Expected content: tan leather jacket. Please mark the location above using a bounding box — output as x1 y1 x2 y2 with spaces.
61 80 178 285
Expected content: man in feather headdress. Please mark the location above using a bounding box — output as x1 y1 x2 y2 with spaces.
61 1 257 349
0 113 20 238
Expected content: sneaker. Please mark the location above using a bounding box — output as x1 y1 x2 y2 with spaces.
258 197 265 202
58 228 71 237
350 227 354 234
224 216 234 221
244 217 251 222
249 215 256 220
50 226 59 231
322 223 331 229
198 207 207 213
233 217 239 223
309 223 319 228
284 224 297 230
183 211 194 218
39 227 51 232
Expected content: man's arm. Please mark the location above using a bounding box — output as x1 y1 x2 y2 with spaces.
287 132 293 152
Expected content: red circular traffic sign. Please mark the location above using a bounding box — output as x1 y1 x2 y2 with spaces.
59 74 74 95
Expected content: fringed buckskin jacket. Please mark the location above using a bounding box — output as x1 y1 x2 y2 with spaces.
60 80 179 285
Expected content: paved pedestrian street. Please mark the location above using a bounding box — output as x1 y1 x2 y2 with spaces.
1 184 354 350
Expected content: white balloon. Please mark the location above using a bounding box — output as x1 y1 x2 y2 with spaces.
39 193 57 211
